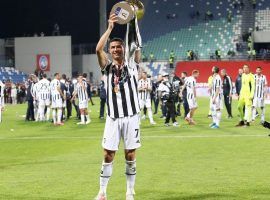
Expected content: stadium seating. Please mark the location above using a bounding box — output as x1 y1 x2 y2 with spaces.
0 67 28 83
141 0 270 60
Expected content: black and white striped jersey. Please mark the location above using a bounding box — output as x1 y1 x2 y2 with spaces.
37 79 51 100
185 76 196 100
211 74 222 98
50 79 61 101
102 60 140 119
254 74 267 98
138 78 152 100
75 81 88 102
0 81 4 97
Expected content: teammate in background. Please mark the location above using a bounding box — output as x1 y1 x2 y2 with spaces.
252 67 268 123
221 69 233 118
36 74 51 121
50 73 65 126
60 74 67 121
138 72 156 125
209 66 222 129
32 76 39 121
0 80 5 123
180 72 189 117
95 13 141 200
236 65 255 127
207 73 213 118
71 75 91 125
181 70 199 125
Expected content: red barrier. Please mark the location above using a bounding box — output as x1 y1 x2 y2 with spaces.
175 61 270 83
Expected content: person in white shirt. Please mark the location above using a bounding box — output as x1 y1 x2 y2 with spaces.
252 67 268 123
36 74 51 121
50 73 65 125
181 70 199 125
71 75 91 125
138 72 156 125
209 66 223 129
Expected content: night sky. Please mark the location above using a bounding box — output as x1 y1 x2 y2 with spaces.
0 0 125 44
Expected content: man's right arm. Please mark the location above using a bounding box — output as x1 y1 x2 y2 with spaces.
96 14 118 70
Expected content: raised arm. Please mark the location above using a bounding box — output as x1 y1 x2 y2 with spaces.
96 14 118 69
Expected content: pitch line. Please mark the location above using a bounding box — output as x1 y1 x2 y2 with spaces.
0 134 267 141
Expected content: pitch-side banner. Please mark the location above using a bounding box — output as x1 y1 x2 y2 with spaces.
37 54 50 71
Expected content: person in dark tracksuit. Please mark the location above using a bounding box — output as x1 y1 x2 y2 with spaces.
99 78 106 119
221 69 233 118
235 68 243 96
65 80 73 119
25 75 36 121
235 68 245 115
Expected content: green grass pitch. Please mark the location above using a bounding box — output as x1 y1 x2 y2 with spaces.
0 97 270 200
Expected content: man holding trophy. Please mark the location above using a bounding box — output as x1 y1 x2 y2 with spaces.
95 1 144 200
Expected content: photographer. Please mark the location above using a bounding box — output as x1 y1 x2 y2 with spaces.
172 73 184 116
158 73 179 126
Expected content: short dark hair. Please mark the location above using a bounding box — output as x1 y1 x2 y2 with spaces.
213 66 219 73
257 66 262 70
192 70 199 75
82 73 87 78
62 74 67 80
42 73 47 78
109 38 125 47
182 71 187 76
54 73 59 77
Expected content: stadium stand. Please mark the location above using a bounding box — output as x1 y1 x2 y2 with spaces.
0 67 28 83
141 0 270 60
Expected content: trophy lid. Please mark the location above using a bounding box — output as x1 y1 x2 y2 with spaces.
110 1 135 25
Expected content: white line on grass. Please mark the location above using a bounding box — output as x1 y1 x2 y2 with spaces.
0 134 267 141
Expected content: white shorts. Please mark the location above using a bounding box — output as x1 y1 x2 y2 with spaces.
102 114 141 151
187 98 198 109
79 100 88 109
211 97 223 110
253 97 265 108
0 97 3 107
39 99 51 106
51 99 63 108
139 98 151 109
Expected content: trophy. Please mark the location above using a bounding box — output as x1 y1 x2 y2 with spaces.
110 0 145 25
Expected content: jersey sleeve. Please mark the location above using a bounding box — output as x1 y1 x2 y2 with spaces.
101 60 112 75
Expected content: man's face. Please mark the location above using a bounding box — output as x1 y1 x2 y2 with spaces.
181 73 186 78
142 72 147 79
243 65 249 74
256 68 262 75
78 76 83 83
193 72 199 79
239 69 243 75
109 41 124 61
221 70 226 77
55 74 60 80
211 67 215 73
